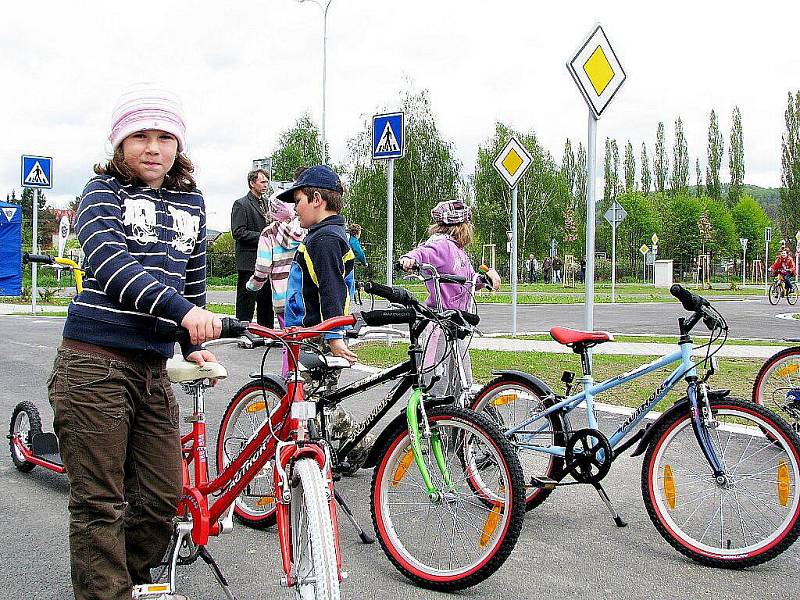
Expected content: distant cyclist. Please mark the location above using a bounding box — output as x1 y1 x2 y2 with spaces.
771 248 796 292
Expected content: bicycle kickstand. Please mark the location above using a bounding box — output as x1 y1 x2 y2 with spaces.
334 488 375 544
198 546 237 600
593 482 627 528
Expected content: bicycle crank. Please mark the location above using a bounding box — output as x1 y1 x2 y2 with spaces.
565 428 613 484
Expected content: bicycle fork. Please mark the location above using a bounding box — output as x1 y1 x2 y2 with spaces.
406 388 453 500
687 380 726 480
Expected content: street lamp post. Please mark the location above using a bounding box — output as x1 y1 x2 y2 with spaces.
296 0 333 164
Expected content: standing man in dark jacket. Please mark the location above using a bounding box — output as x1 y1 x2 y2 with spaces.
231 168 274 325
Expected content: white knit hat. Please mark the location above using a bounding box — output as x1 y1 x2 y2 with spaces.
108 83 187 152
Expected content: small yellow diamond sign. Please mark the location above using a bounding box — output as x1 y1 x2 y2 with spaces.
640 244 649 256
493 137 533 189
567 25 626 119
652 233 659 245
584 46 615 95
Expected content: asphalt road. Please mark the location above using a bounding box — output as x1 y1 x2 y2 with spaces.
1 316 799 600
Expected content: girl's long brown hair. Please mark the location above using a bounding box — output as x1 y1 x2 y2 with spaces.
94 146 197 192
428 222 474 248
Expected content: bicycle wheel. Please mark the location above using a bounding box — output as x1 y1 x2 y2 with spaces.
290 457 340 600
642 397 800 567
752 347 800 426
769 283 781 305
10 401 42 473
788 285 799 305
216 379 284 528
371 405 525 591
471 376 567 510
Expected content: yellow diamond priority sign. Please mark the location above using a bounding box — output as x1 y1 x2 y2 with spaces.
493 137 533 188
567 25 626 119
640 244 649 256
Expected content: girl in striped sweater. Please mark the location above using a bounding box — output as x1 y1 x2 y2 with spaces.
247 195 306 374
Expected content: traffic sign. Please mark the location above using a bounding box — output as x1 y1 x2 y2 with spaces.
567 25 626 119
740 238 748 250
651 233 659 245
639 244 649 256
372 112 405 160
603 201 627 226
493 137 533 189
765 227 772 242
21 155 53 189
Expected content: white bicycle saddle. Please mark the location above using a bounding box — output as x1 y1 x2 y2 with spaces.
166 357 228 384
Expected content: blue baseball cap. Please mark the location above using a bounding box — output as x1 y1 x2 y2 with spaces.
276 165 344 203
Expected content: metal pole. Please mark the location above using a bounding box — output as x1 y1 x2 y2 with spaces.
386 159 394 286
31 189 38 314
584 111 597 331
765 240 769 296
321 0 329 163
742 244 746 287
611 210 616 303
511 186 518 337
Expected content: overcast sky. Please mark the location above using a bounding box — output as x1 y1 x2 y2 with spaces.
2 1 798 231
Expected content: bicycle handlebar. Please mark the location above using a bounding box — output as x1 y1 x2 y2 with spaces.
361 308 417 327
670 284 709 313
247 314 357 343
364 281 418 306
23 252 55 265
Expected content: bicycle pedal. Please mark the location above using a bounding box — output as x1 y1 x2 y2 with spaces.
131 583 174 598
530 476 559 490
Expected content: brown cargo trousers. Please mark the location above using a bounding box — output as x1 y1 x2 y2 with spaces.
48 341 182 600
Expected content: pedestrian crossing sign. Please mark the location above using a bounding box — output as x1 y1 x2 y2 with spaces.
372 112 405 160
21 155 53 189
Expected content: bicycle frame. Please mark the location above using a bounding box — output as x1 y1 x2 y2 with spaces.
177 316 355 587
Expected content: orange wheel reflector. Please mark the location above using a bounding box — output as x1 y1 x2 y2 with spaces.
778 460 791 507
392 448 415 487
245 401 267 414
480 505 502 548
255 497 275 507
490 393 518 407
777 364 800 378
663 464 676 510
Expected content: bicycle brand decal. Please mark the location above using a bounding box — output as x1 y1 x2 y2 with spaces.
344 389 396 447
222 439 270 496
618 379 670 432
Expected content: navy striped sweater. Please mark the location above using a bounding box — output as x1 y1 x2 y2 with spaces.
63 175 206 357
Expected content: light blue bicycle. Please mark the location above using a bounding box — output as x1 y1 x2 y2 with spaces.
471 284 800 568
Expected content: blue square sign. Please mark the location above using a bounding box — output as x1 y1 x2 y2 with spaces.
21 155 53 189
372 112 405 160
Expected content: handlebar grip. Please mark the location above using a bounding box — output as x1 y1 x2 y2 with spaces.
439 274 468 285
670 284 708 312
220 317 248 338
364 281 416 306
361 308 416 327
23 252 54 265
458 310 481 327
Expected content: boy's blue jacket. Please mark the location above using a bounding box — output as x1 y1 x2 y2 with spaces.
285 215 355 339
63 175 206 357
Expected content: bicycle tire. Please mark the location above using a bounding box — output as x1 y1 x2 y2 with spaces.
788 285 799 306
290 458 340 600
471 376 567 510
10 401 42 473
641 397 800 568
769 283 781 305
216 379 285 528
370 405 525 591
752 346 800 426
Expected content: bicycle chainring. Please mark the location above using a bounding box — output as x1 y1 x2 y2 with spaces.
565 428 613 484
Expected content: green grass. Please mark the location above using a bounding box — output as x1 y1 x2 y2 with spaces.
208 303 236 315
353 342 759 411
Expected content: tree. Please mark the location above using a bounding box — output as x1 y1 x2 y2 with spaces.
623 140 635 193
561 139 576 198
780 91 800 239
271 114 324 181
732 195 772 259
662 194 703 265
703 197 738 258
603 138 620 203
695 158 703 197
654 122 669 194
728 106 745 206
671 117 689 195
706 109 724 201
616 191 660 272
345 87 462 269
640 142 651 194
574 142 587 222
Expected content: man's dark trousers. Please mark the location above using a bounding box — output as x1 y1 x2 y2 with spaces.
236 271 275 326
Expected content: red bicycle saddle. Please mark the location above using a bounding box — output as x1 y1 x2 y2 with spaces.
549 326 614 346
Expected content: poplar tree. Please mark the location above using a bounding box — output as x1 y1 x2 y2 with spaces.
604 138 614 201
623 140 635 193
671 117 689 195
654 122 669 194
575 142 587 213
561 138 576 197
706 110 724 200
695 158 703 197
780 91 800 237
728 106 745 206
640 142 652 194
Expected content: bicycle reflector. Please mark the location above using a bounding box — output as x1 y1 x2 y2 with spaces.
391 448 415 487
777 364 800 378
663 465 677 510
778 460 790 507
245 401 267 414
256 497 275 508
490 393 518 407
480 485 505 548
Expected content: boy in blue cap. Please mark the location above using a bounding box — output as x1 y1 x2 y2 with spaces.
277 164 357 363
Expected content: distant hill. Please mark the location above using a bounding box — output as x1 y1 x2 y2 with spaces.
686 183 781 221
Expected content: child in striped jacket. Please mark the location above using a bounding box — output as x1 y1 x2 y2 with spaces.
247 195 306 373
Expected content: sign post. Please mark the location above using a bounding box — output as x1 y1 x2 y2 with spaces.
493 137 533 337
740 237 748 286
765 227 772 296
567 24 626 332
21 155 53 313
651 233 659 285
603 200 627 302
640 244 649 282
372 112 405 285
